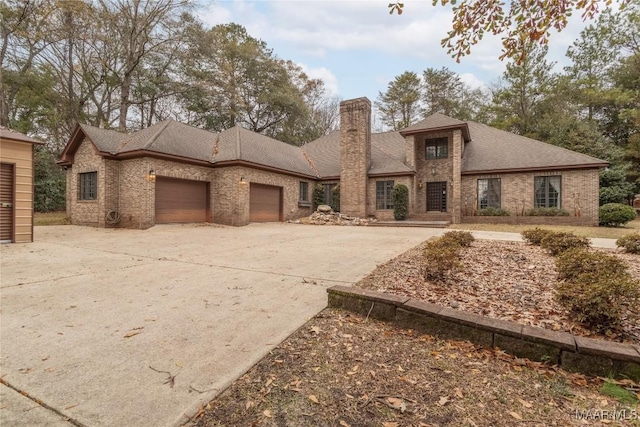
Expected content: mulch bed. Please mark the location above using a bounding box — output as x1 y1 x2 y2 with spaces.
193 309 639 427
357 239 640 344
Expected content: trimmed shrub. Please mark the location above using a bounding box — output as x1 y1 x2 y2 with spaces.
525 207 570 216
424 238 462 280
392 184 409 220
331 184 340 212
599 203 637 227
540 232 589 256
616 233 640 254
555 273 640 331
477 207 510 216
441 230 475 247
556 248 629 282
521 228 554 245
312 184 325 209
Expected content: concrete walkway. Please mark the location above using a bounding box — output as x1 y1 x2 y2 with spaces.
0 223 443 427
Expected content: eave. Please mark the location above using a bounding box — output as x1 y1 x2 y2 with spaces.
461 162 610 175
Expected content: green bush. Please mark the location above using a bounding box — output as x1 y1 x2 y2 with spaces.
521 228 554 245
424 238 462 280
555 274 639 331
441 230 475 247
540 232 590 256
477 207 510 216
616 233 640 254
392 184 409 220
556 249 629 282
599 203 637 227
525 207 570 216
312 184 325 209
331 184 340 212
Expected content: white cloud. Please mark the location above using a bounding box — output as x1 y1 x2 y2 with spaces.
297 63 340 96
459 73 487 90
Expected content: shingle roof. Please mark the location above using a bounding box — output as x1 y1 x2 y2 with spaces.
301 130 413 177
78 124 124 153
400 113 467 134
0 126 44 144
462 121 608 173
69 114 607 179
75 120 317 177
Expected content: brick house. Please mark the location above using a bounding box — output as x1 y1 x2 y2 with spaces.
59 97 608 228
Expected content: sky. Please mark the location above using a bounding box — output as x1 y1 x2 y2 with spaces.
196 0 608 102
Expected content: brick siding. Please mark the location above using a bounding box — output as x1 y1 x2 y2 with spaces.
339 98 371 218
461 169 600 225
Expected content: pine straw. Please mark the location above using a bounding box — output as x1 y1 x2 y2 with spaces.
357 239 640 344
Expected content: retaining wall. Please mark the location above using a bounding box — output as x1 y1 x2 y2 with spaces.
327 285 640 381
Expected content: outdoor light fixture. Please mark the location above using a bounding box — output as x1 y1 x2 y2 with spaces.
430 165 436 176
239 176 247 185
148 169 156 181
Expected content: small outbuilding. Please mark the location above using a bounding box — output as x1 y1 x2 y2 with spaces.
0 127 43 243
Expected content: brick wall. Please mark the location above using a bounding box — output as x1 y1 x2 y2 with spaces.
67 138 106 226
461 168 600 225
229 166 315 226
412 130 454 214
340 98 371 218
367 176 413 220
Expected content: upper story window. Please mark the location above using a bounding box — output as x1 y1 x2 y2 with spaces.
534 176 561 208
78 172 97 201
477 178 501 209
299 181 309 203
376 180 394 210
425 137 448 159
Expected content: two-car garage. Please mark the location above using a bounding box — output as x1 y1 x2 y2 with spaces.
154 178 282 224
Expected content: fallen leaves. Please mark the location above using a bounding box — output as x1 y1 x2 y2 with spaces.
307 394 319 404
357 240 640 343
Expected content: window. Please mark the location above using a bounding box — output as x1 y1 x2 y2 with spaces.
477 178 501 209
299 181 309 203
534 176 561 208
376 180 394 210
426 137 448 159
323 184 336 205
78 172 97 201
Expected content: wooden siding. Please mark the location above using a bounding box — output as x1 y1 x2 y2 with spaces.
0 139 35 242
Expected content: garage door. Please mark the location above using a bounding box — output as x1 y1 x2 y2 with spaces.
250 183 282 222
0 163 14 242
155 177 207 223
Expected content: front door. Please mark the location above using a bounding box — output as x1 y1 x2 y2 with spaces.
426 182 447 212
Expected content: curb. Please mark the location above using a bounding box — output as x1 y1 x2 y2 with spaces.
327 285 640 381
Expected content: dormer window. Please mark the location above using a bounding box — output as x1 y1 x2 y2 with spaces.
425 137 448 159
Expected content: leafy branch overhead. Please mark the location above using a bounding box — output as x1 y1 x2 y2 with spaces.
388 0 631 62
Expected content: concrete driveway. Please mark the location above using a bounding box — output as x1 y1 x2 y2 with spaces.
0 223 443 426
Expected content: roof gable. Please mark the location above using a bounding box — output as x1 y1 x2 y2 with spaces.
399 113 470 141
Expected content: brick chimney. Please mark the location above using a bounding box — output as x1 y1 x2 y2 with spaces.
339 97 371 218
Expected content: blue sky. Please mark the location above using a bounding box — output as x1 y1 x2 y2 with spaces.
196 1 604 102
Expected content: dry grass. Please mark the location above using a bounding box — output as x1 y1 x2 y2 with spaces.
449 218 640 239
34 211 70 226
194 309 640 427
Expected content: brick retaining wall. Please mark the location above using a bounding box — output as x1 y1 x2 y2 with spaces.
461 216 596 226
327 285 640 381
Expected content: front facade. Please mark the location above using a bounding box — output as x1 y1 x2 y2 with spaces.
0 127 43 243
59 97 608 229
